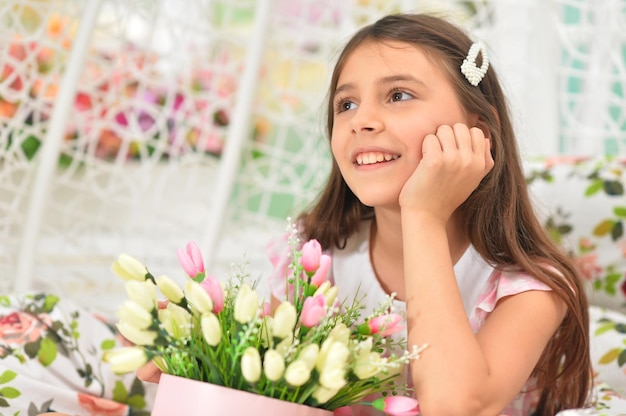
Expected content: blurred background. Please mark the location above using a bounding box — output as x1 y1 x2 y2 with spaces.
1 0 625 316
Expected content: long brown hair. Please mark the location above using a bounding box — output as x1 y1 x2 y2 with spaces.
299 13 592 415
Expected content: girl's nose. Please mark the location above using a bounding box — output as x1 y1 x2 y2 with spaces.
350 104 384 134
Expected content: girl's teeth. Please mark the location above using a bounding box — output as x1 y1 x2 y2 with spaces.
356 152 398 165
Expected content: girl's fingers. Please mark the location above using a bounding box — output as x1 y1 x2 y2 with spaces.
137 360 162 383
421 133 443 155
435 124 458 151
452 123 475 151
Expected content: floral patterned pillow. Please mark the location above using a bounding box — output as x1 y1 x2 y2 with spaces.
525 156 626 314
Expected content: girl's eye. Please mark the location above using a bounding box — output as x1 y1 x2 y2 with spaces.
335 99 357 113
390 91 412 102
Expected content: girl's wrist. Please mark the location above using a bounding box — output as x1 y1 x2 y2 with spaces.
400 206 449 229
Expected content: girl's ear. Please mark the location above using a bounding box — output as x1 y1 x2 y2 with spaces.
476 118 491 139
475 104 498 139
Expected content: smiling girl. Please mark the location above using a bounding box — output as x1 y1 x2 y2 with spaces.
273 13 593 416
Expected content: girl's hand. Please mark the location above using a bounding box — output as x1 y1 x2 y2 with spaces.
398 123 493 222
137 359 163 383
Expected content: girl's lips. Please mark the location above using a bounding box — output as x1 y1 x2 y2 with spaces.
355 151 400 166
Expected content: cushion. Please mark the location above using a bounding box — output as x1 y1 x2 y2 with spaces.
525 156 626 314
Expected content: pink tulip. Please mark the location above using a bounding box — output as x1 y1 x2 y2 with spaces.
300 295 326 327
333 407 353 416
260 301 272 318
200 275 224 314
177 241 205 280
300 239 322 273
310 254 331 287
358 313 405 337
372 396 419 416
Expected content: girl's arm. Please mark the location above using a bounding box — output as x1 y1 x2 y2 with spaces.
399 124 566 415
403 213 565 415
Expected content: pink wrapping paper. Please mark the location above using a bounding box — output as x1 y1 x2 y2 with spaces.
152 374 334 416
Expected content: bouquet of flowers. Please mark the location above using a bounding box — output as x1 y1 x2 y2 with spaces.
104 222 426 415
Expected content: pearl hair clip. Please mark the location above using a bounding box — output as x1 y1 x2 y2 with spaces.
460 41 489 86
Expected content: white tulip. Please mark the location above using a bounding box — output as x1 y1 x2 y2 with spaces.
284 359 311 387
298 344 319 371
312 385 340 404
104 346 148 374
272 301 296 339
319 366 347 390
116 321 157 346
159 303 191 339
185 280 213 315
156 275 184 304
241 347 262 383
234 284 259 324
327 323 350 345
125 280 157 312
263 349 285 382
111 253 148 281
117 300 153 330
201 313 221 346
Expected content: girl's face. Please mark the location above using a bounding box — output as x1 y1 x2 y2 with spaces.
331 40 476 209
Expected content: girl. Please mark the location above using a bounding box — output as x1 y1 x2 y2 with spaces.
268 12 592 416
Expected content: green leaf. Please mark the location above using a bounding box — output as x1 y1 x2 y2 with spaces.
618 349 626 367
0 296 11 307
23 340 40 359
598 348 621 364
0 387 20 399
0 397 9 407
593 219 615 237
112 380 129 402
614 206 626 218
127 394 147 409
616 323 626 334
37 337 58 367
58 153 74 168
0 371 17 385
610 221 623 241
101 339 116 351
129 377 146 397
21 135 41 160
585 180 604 197
604 179 624 196
595 322 616 336
42 294 59 313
